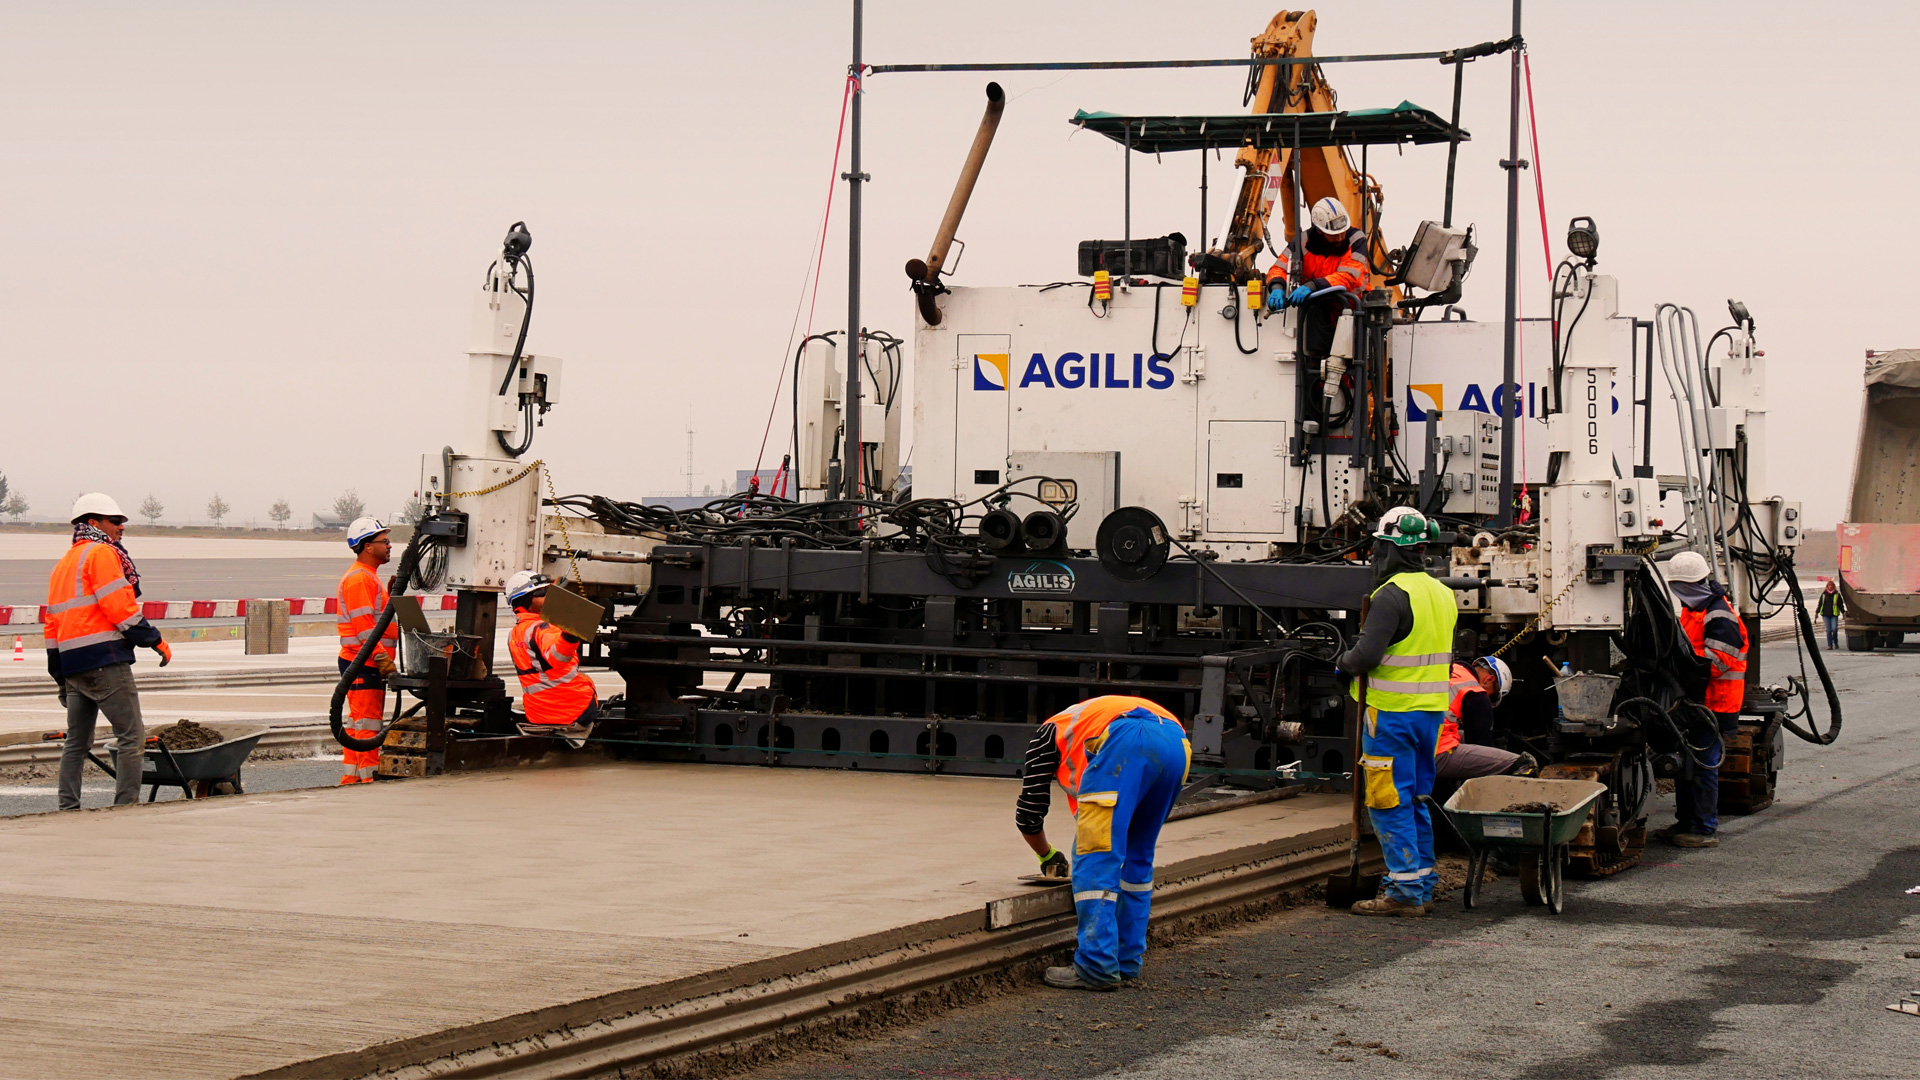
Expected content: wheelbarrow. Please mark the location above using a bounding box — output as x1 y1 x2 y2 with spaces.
1434 775 1607 914
85 723 270 802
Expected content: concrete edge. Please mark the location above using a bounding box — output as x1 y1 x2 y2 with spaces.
242 820 1364 1080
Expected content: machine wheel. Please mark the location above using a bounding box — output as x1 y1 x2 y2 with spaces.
1519 855 1546 906
1846 631 1871 652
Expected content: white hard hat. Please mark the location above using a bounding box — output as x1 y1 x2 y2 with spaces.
70 493 125 524
346 516 390 549
1373 505 1434 547
1310 196 1350 236
1665 550 1712 584
1473 655 1514 705
504 570 551 606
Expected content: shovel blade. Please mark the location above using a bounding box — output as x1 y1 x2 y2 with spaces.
1324 871 1384 909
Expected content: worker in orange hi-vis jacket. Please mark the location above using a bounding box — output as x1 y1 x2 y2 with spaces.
503 570 599 730
336 517 398 784
47 493 170 810
1265 196 1371 361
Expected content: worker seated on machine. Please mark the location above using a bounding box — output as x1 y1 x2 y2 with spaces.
1265 196 1369 362
1435 655 1538 787
503 570 598 741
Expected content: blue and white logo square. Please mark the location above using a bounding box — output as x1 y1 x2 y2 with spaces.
972 353 1010 391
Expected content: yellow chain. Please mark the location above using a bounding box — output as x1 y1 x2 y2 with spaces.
440 458 581 585
443 460 543 499
541 466 582 585
1488 540 1662 658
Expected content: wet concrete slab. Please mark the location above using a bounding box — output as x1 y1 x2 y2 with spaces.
0 761 1347 1078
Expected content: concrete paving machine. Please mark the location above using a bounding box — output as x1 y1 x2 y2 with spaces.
337 9 1840 877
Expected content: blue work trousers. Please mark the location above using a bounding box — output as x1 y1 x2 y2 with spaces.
1823 615 1838 649
1069 713 1191 986
1675 711 1739 835
1360 707 1441 906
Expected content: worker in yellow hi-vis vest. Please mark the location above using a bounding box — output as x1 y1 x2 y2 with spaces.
1334 507 1458 918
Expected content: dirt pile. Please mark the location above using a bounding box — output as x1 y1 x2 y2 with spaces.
1498 800 1567 814
152 720 223 751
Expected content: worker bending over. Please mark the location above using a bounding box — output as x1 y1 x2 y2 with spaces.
504 571 599 730
47 494 170 809
1015 695 1191 991
336 517 397 785
1435 656 1536 783
1659 551 1749 849
1266 196 1370 360
1334 507 1457 917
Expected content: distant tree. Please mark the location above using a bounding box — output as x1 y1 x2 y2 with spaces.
206 493 230 526
269 499 292 528
139 495 164 525
1 491 26 521
400 496 427 525
0 472 9 509
333 489 366 523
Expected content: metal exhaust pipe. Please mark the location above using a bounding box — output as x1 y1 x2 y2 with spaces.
906 81 1005 326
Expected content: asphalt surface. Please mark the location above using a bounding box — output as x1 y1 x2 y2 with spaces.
745 641 1918 1080
0 557 342 605
0 755 344 816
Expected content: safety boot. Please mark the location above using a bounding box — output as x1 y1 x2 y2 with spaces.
1349 897 1427 918
1043 965 1118 991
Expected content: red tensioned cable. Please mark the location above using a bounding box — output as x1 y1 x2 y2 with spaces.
751 71 861 482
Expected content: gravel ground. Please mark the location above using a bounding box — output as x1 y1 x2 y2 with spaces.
744 642 1920 1079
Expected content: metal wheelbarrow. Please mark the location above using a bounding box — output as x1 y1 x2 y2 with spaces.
86 723 270 802
1434 775 1607 914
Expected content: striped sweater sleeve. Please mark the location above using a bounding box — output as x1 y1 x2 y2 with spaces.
1014 722 1059 835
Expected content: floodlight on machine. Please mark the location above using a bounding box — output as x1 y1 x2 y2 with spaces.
1566 216 1599 263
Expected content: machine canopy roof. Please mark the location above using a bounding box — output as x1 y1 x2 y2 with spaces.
1069 101 1466 153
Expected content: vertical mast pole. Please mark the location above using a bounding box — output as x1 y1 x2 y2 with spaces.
1496 0 1523 525
840 0 866 500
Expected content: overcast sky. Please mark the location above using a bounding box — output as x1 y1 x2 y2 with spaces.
5 1 1911 528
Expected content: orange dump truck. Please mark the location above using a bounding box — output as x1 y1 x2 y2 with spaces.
1838 349 1920 650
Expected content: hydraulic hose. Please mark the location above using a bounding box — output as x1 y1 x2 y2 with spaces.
329 532 437 752
1777 558 1843 745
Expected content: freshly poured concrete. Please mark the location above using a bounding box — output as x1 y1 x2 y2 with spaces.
0 761 1347 1077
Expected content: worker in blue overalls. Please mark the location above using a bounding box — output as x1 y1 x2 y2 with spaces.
1014 696 1193 990
1335 506 1458 917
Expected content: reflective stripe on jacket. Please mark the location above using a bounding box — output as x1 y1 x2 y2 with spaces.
1046 696 1180 814
1438 663 1481 757
1350 571 1458 713
337 563 397 663
1264 226 1370 295
1680 598 1748 713
44 541 161 678
508 611 596 723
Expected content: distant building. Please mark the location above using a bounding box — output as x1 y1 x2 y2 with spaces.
311 512 346 531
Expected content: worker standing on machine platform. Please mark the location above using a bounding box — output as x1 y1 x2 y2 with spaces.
504 571 599 731
336 518 397 785
1435 656 1536 783
1658 551 1748 849
1014 695 1191 991
47 493 169 810
1334 508 1456 917
1265 195 1370 360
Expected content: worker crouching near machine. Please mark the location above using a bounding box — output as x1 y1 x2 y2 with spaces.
1435 656 1536 785
504 571 599 735
1014 695 1192 991
1335 508 1456 917
1655 551 1749 849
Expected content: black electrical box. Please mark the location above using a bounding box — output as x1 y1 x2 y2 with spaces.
1077 233 1187 280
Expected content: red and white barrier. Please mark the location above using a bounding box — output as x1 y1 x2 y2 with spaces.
11 596 459 626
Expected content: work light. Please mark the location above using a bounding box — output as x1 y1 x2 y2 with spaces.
1567 216 1599 263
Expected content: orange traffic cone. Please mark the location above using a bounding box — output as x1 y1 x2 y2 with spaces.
11 637 22 662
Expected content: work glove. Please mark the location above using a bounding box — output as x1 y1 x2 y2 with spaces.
1037 846 1070 879
152 640 172 668
56 680 67 708
1287 284 1313 305
1265 288 1286 311
374 654 398 678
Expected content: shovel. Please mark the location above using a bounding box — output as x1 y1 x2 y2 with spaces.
1326 668 1383 908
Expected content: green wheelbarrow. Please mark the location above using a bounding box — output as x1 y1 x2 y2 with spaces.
1434 775 1607 914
